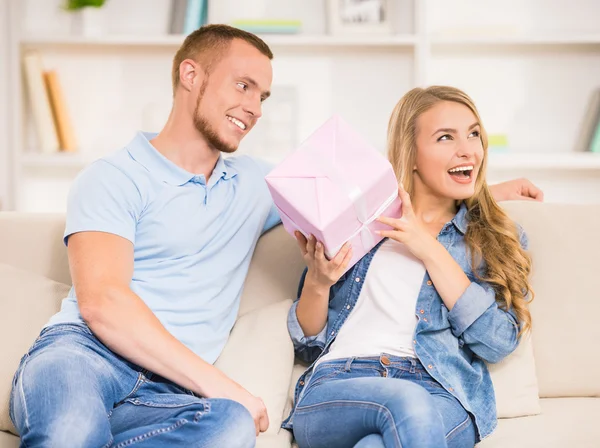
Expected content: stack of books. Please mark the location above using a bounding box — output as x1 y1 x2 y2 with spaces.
22 50 77 154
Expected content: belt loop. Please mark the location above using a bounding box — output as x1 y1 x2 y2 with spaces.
345 357 355 372
409 358 416 374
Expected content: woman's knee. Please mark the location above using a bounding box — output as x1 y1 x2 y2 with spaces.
384 381 444 427
354 433 386 448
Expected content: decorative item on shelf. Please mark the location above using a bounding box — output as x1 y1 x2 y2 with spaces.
326 0 392 35
65 0 107 38
169 0 208 35
231 19 302 34
487 134 509 154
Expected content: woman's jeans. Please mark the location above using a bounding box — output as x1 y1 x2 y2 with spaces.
9 323 256 448
292 354 476 448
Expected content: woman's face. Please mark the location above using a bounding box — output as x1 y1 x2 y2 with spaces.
413 100 484 201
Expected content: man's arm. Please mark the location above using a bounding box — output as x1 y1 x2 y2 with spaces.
69 231 269 434
489 178 544 202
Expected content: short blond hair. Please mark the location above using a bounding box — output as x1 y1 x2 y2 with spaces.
171 24 273 95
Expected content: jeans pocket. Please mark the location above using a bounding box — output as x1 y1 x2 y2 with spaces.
124 394 208 410
305 365 346 390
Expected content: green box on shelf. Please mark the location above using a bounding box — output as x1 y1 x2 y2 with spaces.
231 19 302 34
487 134 509 153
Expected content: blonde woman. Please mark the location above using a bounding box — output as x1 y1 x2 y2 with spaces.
281 86 534 448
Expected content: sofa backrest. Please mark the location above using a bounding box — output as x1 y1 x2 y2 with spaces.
1 202 599 399
0 212 305 317
0 213 70 285
500 202 600 399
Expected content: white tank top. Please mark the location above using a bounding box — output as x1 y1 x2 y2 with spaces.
317 239 426 365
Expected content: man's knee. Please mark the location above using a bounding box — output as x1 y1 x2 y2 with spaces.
211 399 256 448
19 406 111 448
12 347 112 446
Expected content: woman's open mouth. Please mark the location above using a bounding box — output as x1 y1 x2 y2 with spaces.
448 165 474 184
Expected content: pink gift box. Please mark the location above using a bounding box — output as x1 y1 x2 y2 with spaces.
265 115 402 272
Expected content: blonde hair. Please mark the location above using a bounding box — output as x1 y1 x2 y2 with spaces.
387 86 533 334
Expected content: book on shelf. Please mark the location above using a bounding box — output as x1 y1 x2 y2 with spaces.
170 0 208 35
22 50 59 154
22 51 77 154
574 87 600 152
44 70 77 153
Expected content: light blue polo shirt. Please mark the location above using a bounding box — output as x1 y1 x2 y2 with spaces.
47 132 281 364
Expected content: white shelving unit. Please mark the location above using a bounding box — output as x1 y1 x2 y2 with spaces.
5 0 600 211
20 33 419 48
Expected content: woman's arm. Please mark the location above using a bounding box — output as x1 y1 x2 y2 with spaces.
287 233 352 364
419 238 520 363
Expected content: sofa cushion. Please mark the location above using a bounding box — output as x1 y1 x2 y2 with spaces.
0 431 18 448
0 264 69 435
487 333 540 418
478 397 600 447
256 431 293 448
215 299 295 436
501 202 600 398
238 226 305 318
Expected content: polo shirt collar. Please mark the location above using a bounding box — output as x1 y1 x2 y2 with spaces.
127 132 237 186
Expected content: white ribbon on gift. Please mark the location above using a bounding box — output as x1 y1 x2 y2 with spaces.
324 188 398 257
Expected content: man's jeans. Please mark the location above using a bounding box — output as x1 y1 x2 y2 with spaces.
9 323 256 448
292 355 476 448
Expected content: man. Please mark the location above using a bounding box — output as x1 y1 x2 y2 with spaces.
9 24 542 448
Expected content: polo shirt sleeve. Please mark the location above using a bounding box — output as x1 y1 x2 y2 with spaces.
252 157 281 233
64 160 143 246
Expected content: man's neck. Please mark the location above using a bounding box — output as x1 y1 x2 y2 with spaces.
150 110 219 181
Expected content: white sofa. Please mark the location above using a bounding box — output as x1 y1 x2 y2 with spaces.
1 201 599 447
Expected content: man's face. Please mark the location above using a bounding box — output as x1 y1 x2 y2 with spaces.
192 39 273 153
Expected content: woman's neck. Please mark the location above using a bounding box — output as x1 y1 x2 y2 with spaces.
411 190 458 234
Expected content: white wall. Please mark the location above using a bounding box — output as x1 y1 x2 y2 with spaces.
0 1 10 210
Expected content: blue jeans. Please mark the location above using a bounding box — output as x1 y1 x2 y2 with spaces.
292 355 476 448
9 323 256 447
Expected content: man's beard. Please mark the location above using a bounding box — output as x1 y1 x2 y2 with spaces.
192 80 238 154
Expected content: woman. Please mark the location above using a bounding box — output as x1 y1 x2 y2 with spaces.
281 86 534 448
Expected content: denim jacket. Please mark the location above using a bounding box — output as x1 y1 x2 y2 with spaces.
282 202 527 442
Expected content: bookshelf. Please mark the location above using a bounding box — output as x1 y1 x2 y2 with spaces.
4 0 600 212
20 33 419 48
430 34 600 47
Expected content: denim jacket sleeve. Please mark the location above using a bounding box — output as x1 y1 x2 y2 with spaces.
287 268 328 364
446 226 529 364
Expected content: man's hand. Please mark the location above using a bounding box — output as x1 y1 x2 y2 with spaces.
489 178 544 202
224 385 269 436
